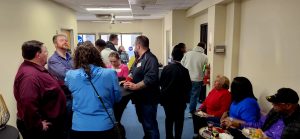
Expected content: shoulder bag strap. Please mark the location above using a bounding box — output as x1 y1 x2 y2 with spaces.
87 77 115 125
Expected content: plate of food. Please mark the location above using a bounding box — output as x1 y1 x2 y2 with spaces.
200 127 233 139
195 111 208 117
241 128 268 139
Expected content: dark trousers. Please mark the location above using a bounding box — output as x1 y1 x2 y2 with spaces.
135 103 160 139
163 104 186 139
192 114 220 134
114 95 131 122
70 128 115 139
17 119 65 139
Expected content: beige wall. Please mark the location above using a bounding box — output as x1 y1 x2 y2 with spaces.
224 1 241 80
239 0 300 111
172 10 194 50
163 11 173 64
0 0 77 127
186 0 300 112
77 20 164 63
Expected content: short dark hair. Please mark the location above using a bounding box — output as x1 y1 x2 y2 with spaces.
136 35 149 48
197 42 206 49
109 34 118 41
95 39 106 48
22 40 44 60
52 34 66 44
231 76 257 102
172 43 185 61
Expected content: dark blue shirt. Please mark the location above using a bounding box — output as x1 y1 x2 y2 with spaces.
48 51 73 81
130 50 160 104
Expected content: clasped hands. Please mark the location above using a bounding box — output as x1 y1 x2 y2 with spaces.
121 81 139 90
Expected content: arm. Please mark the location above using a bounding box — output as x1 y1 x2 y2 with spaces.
124 56 158 90
111 71 122 103
19 76 44 131
183 68 192 103
121 64 129 78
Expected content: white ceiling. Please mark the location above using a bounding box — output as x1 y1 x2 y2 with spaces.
53 0 202 21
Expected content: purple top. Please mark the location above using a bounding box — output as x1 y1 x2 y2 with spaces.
243 115 284 139
48 51 73 81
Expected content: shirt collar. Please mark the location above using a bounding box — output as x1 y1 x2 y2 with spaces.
23 60 47 72
54 51 72 60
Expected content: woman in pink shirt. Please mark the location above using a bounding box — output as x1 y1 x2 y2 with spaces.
107 51 130 136
107 52 129 81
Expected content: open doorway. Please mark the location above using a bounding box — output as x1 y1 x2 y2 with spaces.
199 23 208 102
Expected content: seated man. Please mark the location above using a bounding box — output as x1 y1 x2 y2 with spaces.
222 88 300 139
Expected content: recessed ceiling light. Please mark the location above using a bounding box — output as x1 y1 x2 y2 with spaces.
115 16 133 19
86 8 131 11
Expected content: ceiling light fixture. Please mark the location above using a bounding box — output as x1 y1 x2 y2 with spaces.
115 16 133 19
86 8 131 11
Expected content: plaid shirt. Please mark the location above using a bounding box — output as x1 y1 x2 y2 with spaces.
281 105 300 139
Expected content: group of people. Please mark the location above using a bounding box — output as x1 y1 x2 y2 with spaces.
13 32 300 139
13 34 161 139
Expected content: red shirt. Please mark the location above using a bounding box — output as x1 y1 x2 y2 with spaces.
13 61 66 131
199 88 231 118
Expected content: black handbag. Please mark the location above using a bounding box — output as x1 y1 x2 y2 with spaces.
87 77 125 139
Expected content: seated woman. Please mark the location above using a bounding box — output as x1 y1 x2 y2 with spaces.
65 42 121 139
192 75 231 137
221 77 260 138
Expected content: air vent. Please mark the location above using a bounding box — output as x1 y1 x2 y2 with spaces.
95 14 111 18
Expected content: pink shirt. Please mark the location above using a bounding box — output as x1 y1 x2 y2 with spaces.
107 64 129 79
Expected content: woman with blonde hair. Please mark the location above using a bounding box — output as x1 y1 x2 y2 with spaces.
65 42 121 139
192 75 232 138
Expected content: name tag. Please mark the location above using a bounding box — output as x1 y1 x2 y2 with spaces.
137 62 142 67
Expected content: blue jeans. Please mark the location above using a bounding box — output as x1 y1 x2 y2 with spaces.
189 81 203 113
135 103 160 139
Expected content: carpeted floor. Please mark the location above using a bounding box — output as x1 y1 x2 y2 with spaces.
121 101 196 139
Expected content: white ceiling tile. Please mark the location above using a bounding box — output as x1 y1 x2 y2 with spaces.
53 0 202 20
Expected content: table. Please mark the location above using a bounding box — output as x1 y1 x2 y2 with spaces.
0 125 20 139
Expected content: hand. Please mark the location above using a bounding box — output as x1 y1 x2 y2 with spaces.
123 82 139 90
220 111 229 121
42 120 52 131
221 117 244 129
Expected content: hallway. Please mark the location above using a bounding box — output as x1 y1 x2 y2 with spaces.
122 101 195 139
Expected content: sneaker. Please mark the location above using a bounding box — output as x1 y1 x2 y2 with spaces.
188 113 193 118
